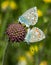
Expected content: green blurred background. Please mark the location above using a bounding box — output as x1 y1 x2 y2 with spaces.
0 0 51 65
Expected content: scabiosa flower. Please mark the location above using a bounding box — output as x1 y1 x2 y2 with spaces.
6 23 26 42
6 7 45 43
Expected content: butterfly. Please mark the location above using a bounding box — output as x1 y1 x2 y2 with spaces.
18 7 45 43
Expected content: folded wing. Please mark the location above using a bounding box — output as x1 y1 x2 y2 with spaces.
19 7 38 27
25 27 45 43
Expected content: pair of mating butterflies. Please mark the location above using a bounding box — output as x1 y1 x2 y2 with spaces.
18 7 45 43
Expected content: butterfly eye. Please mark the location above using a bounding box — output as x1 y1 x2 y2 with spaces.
18 7 38 27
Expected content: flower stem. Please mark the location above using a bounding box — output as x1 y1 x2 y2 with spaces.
2 40 11 65
0 8 12 40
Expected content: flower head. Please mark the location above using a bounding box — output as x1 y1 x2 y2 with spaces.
43 0 51 3
29 46 35 55
38 10 43 17
10 1 17 10
40 61 47 65
29 45 39 55
25 51 33 59
1 1 17 10
19 56 26 61
34 45 39 52
18 56 27 65
1 1 9 10
6 23 26 42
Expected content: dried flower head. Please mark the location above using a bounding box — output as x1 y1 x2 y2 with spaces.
6 23 26 42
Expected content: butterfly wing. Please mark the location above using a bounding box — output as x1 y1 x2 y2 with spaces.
25 27 45 43
18 7 38 27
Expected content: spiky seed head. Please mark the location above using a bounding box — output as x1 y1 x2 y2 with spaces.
6 23 26 42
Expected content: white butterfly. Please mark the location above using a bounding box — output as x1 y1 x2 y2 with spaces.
18 7 45 43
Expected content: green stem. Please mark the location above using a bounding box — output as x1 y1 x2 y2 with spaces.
34 53 40 65
0 10 10 39
2 41 11 65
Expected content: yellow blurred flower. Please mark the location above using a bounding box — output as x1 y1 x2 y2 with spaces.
1 1 9 10
40 61 47 65
29 45 39 55
38 10 43 17
19 56 26 61
25 51 33 59
10 1 17 10
29 46 35 55
1 1 17 10
18 56 27 65
43 0 51 3
34 45 39 52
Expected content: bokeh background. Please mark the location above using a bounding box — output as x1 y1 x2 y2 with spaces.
0 0 51 65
